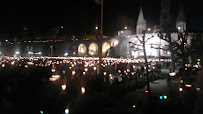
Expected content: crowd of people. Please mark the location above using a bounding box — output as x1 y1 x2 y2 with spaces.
0 57 166 113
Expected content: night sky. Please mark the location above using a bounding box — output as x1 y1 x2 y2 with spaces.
0 0 203 38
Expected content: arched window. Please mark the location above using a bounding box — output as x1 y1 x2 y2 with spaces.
102 42 111 56
78 44 87 56
89 43 98 56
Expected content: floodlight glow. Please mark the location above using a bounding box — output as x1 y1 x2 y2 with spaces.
15 52 20 54
148 28 151 31
64 53 68 56
35 52 42 55
65 108 69 114
28 52 34 54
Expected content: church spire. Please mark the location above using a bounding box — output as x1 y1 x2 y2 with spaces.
177 3 185 19
137 6 145 23
176 2 186 32
136 6 146 34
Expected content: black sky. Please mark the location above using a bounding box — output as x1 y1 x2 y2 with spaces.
0 0 203 37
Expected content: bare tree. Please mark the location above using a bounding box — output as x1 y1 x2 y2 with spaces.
129 30 154 98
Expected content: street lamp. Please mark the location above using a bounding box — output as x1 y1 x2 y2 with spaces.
95 26 98 30
98 0 103 75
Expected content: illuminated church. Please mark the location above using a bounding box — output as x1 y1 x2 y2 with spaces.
110 0 188 59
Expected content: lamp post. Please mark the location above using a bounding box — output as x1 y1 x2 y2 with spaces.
98 0 103 75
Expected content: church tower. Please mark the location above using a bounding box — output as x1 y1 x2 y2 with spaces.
136 6 146 34
160 0 172 32
176 3 186 33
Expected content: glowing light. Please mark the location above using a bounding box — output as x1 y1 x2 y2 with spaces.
51 69 56 72
84 68 88 72
49 75 60 81
61 85 66 90
65 108 69 114
93 66 97 70
178 27 181 30
163 95 167 99
110 76 113 80
81 87 85 94
25 65 28 68
11 61 15 65
180 80 183 83
159 96 163 100
103 72 107 76
169 72 176 76
95 26 98 30
196 88 200 91
133 105 136 108
64 53 68 56
2 64 5 67
148 28 151 31
112 40 119 47
83 72 86 75
62 70 66 74
15 52 20 54
28 52 34 54
40 111 43 114
118 70 121 73
72 71 76 75
35 52 42 55
132 72 134 75
185 84 192 88
124 26 127 29
145 90 148 94
179 87 183 92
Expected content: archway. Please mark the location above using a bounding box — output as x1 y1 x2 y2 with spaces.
89 42 98 56
78 44 87 56
102 42 111 56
